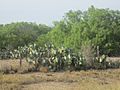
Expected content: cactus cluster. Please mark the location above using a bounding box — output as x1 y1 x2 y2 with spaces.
0 43 85 71
22 43 86 71
1 43 120 71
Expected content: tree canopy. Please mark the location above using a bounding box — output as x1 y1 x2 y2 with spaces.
0 22 51 50
37 6 120 56
1 6 120 56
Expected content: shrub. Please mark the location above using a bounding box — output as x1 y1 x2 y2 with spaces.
1 43 120 73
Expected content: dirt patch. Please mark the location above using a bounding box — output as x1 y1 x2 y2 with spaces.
1 59 120 90
22 82 79 90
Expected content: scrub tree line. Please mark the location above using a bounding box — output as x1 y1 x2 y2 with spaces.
37 6 120 56
0 6 120 72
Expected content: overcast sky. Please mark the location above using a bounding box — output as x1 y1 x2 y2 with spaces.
0 0 120 25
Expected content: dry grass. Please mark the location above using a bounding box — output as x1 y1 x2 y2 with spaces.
0 59 34 74
0 69 120 90
0 59 120 90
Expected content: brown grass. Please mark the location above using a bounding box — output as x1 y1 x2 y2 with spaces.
0 59 120 90
0 59 35 74
0 69 120 90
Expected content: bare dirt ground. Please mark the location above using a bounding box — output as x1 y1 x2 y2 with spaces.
1 69 120 90
0 58 120 90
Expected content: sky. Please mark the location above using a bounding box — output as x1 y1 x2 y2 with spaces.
0 0 120 25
